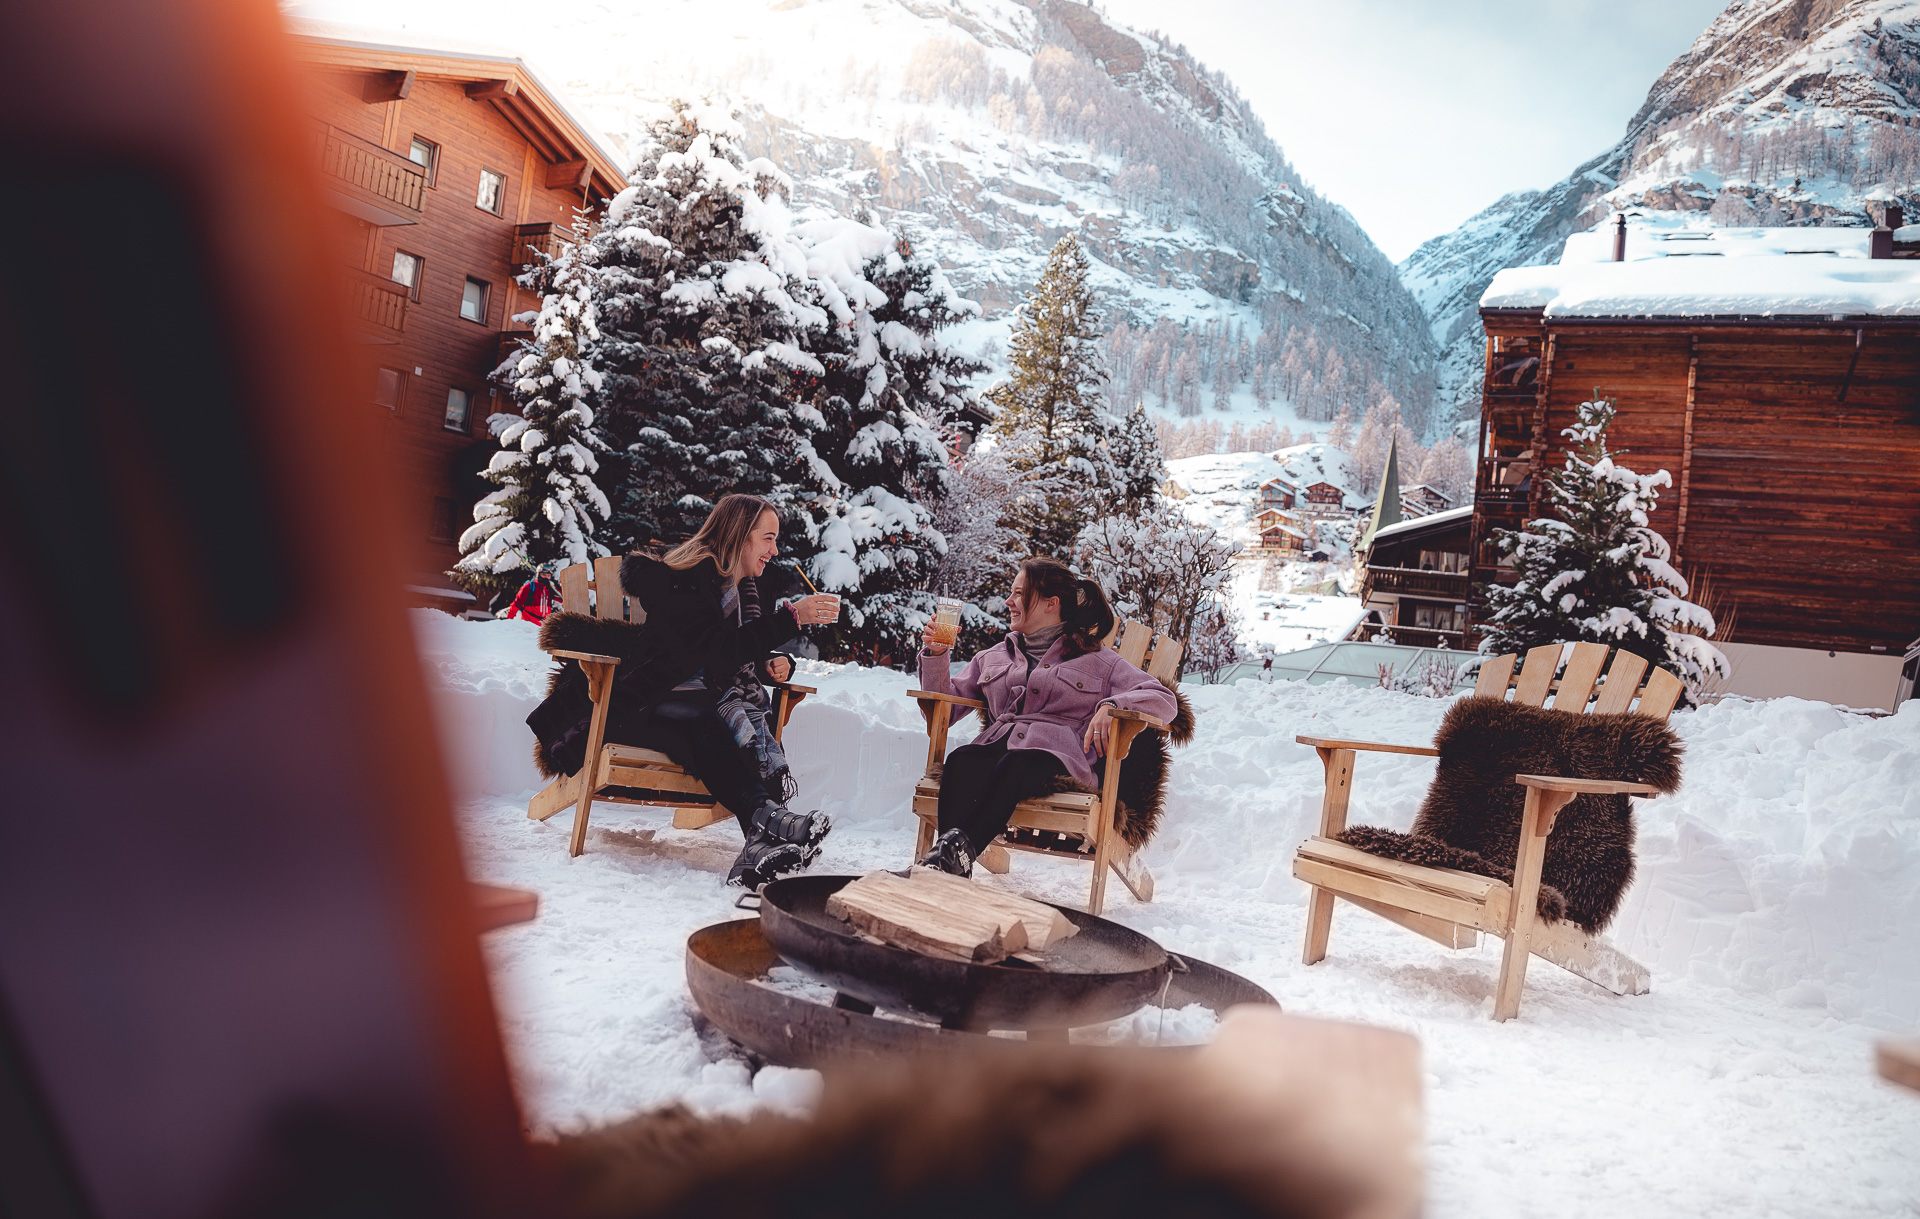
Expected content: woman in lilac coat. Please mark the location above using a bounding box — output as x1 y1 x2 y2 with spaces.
916 557 1178 876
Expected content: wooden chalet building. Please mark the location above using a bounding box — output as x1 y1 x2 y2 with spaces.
293 24 623 604
1254 511 1308 556
1353 506 1473 649
1259 476 1299 512
1472 212 1920 707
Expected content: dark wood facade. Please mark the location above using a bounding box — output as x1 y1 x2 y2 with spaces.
295 31 622 594
1471 312 1920 656
1355 508 1473 650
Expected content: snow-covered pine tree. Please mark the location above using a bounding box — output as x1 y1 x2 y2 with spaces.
985 233 1115 557
1480 396 1729 694
1105 401 1165 518
453 220 611 601
784 222 984 661
588 101 820 551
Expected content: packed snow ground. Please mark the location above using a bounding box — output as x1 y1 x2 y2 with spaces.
416 611 1920 1217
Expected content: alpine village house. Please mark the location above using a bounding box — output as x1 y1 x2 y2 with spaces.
294 24 622 608
1458 211 1920 707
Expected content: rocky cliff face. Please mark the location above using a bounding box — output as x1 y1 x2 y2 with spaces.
1404 0 1920 427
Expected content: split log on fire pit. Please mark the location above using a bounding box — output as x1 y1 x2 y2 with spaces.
826 871 1062 964
905 867 1077 952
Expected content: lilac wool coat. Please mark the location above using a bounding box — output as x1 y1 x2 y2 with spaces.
919 633 1178 789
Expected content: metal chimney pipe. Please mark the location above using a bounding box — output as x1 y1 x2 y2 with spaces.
1612 213 1627 262
1889 202 1905 230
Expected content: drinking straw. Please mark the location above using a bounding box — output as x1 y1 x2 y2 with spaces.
793 565 821 595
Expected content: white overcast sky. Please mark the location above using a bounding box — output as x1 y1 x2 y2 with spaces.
1096 0 1731 262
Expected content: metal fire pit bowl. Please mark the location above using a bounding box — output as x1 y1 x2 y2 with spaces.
756 874 1170 1031
685 918 1277 1070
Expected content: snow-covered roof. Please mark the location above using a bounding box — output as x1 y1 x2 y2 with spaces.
290 19 627 180
1481 214 1920 319
1367 503 1472 544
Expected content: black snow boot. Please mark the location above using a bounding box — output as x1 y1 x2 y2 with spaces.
751 802 832 866
919 828 975 878
726 836 806 891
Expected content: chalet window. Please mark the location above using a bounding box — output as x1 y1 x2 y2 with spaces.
391 250 423 301
444 386 472 431
460 277 491 323
476 168 506 215
408 136 439 187
1410 603 1464 633
373 366 406 410
429 497 457 544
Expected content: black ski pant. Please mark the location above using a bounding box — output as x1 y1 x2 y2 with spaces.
936 735 1069 855
630 695 774 834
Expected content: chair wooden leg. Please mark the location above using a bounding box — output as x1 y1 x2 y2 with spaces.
527 772 578 823
913 808 936 859
1492 786 1573 1021
1086 721 1144 917
1110 837 1154 902
568 661 615 858
1303 746 1356 965
672 804 734 831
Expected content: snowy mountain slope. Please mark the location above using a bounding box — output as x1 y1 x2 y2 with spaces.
292 0 1441 431
1403 0 1920 426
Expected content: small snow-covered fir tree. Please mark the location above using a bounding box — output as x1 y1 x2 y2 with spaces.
589 101 818 550
1480 396 1728 694
784 223 984 660
1105 401 1165 518
986 233 1115 556
453 221 611 600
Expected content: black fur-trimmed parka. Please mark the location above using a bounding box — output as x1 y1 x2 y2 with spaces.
525 555 798 777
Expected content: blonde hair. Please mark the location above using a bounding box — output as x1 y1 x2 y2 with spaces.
661 494 780 578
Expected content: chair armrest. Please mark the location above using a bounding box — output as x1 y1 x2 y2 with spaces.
771 682 817 696
1513 774 1660 796
1108 708 1168 730
547 648 620 666
1295 735 1439 757
909 689 987 710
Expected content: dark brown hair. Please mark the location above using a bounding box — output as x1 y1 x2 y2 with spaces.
661 494 779 579
1017 557 1115 658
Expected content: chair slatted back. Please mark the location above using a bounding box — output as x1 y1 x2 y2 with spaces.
1471 641 1682 722
1103 619 1183 688
556 560 644 624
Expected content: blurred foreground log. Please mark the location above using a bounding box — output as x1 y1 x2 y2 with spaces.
548 1007 1423 1219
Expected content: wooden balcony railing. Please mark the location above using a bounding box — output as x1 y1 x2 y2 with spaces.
315 123 426 222
347 267 408 335
1364 566 1470 597
1380 625 1471 651
510 221 570 272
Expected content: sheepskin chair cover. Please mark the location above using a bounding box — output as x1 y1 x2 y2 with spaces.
1337 697 1683 933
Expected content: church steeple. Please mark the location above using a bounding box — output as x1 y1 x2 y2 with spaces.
1361 432 1403 550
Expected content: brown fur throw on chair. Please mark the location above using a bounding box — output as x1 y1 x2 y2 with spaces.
1337 698 1683 934
1030 691 1197 848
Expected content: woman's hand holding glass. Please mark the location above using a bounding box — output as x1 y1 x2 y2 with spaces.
791 594 840 627
921 621 951 656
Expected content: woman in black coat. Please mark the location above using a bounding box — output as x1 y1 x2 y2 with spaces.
526 494 842 887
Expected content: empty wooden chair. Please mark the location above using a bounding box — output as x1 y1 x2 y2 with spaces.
1292 642 1683 1020
525 557 815 857
910 621 1182 917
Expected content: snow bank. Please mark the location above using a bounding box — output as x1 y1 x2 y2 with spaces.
416 612 1919 1215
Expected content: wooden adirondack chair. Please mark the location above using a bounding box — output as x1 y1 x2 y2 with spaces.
524 557 815 857
1292 642 1684 1021
910 621 1182 917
